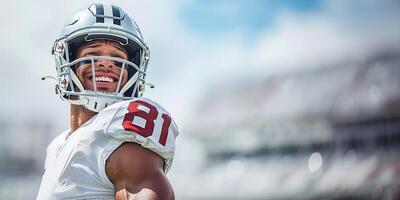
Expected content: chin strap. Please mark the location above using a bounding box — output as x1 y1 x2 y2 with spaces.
79 94 120 112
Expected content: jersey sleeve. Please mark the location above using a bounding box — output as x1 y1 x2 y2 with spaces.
99 98 179 173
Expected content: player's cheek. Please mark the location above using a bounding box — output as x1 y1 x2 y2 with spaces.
76 65 91 86
76 67 84 82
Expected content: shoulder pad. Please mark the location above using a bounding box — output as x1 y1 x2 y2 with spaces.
99 98 179 172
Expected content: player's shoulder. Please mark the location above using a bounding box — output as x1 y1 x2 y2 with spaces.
99 96 178 138
102 97 170 114
96 97 179 173
95 98 159 118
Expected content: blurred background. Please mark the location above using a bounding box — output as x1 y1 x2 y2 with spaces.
1 0 400 199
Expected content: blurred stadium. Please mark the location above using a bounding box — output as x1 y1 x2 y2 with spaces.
170 50 400 199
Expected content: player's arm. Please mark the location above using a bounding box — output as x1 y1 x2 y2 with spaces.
106 142 175 200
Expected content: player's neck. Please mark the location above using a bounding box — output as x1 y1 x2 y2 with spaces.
70 104 97 133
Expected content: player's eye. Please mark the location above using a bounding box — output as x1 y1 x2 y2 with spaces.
75 60 92 68
112 53 126 60
82 53 97 57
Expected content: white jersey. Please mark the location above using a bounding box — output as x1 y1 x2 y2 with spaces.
36 98 179 200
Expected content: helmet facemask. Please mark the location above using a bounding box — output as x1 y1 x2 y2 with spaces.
50 3 150 112
56 55 145 112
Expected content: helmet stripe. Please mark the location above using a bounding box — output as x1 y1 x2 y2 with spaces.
103 4 114 24
112 5 121 25
95 4 104 23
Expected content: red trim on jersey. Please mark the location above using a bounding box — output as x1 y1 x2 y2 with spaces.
159 114 172 146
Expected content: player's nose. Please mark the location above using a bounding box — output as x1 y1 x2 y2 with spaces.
96 59 116 69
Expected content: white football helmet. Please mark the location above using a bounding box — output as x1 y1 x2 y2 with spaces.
50 3 150 112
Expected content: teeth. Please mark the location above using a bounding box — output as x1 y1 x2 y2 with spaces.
95 76 114 83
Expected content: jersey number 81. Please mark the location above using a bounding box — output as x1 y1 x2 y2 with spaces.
122 100 171 146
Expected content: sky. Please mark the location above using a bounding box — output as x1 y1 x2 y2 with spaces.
0 0 399 131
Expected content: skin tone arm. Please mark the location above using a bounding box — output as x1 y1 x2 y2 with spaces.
106 142 175 200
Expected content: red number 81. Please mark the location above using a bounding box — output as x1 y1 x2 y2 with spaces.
122 100 171 146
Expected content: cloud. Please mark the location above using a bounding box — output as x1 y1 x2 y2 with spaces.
158 0 400 128
250 0 400 75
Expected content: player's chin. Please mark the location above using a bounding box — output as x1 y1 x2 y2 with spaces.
97 86 117 93
84 82 118 93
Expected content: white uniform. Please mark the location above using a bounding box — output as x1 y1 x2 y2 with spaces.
36 98 179 200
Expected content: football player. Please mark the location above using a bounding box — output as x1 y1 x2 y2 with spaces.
37 3 179 200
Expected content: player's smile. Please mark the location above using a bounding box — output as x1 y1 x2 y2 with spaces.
75 40 129 93
82 65 123 92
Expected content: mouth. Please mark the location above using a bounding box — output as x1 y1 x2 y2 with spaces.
85 73 120 92
89 75 117 83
